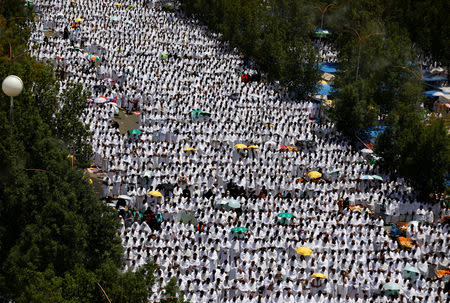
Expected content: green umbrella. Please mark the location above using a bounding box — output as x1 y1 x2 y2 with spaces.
277 212 293 219
228 200 241 209
383 282 400 291
231 227 248 232
404 266 420 275
128 4 136 8
371 175 383 181
165 3 173 9
160 53 169 59
129 129 142 135
328 168 342 174
190 110 203 119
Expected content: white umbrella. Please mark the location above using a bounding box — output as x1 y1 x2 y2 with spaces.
118 195 132 200
94 97 108 104
361 148 373 154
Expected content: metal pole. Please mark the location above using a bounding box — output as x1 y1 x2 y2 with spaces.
10 96 13 131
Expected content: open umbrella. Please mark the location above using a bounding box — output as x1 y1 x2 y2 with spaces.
111 16 120 22
383 282 400 296
141 171 153 178
184 147 196 152
328 168 342 174
361 148 373 154
315 28 331 37
247 145 259 149
296 247 313 256
231 227 247 232
371 175 383 181
148 190 163 197
160 53 169 59
361 175 374 180
94 97 108 104
118 195 132 200
398 237 413 248
404 266 420 279
75 18 84 22
228 200 241 209
234 144 247 149
129 129 142 135
308 171 322 179
277 212 293 219
311 273 327 279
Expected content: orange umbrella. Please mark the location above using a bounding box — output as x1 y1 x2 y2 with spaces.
398 237 413 248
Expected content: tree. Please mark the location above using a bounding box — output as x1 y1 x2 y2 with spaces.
0 2 167 302
161 277 188 303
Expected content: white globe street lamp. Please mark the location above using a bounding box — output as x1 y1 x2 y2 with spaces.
2 75 24 126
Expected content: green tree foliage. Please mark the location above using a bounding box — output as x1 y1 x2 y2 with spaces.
161 277 188 303
388 0 450 78
327 0 450 198
0 2 168 303
376 110 450 199
180 0 320 99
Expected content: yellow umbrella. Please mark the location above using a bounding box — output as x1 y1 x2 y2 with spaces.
318 80 328 85
247 145 259 149
296 247 313 256
308 171 322 179
234 144 247 149
114 2 122 6
184 148 196 152
312 273 327 279
75 18 84 22
148 190 163 197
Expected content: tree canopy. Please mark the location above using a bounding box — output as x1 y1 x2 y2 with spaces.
0 2 182 302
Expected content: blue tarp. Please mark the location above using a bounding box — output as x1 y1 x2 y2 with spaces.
423 90 443 98
423 74 447 82
362 126 388 144
316 83 332 95
318 62 338 73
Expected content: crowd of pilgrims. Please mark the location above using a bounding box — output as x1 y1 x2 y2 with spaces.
29 0 448 302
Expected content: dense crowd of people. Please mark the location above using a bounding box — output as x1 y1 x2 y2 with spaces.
30 0 448 302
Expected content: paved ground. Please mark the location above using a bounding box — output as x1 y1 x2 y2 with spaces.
88 108 140 200
114 109 139 135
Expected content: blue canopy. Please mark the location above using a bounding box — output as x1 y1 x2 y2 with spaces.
423 74 447 82
318 62 338 74
423 90 443 98
316 83 332 95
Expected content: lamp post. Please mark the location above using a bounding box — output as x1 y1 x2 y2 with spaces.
344 28 381 81
2 75 23 127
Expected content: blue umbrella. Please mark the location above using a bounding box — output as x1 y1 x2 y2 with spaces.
362 175 374 180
